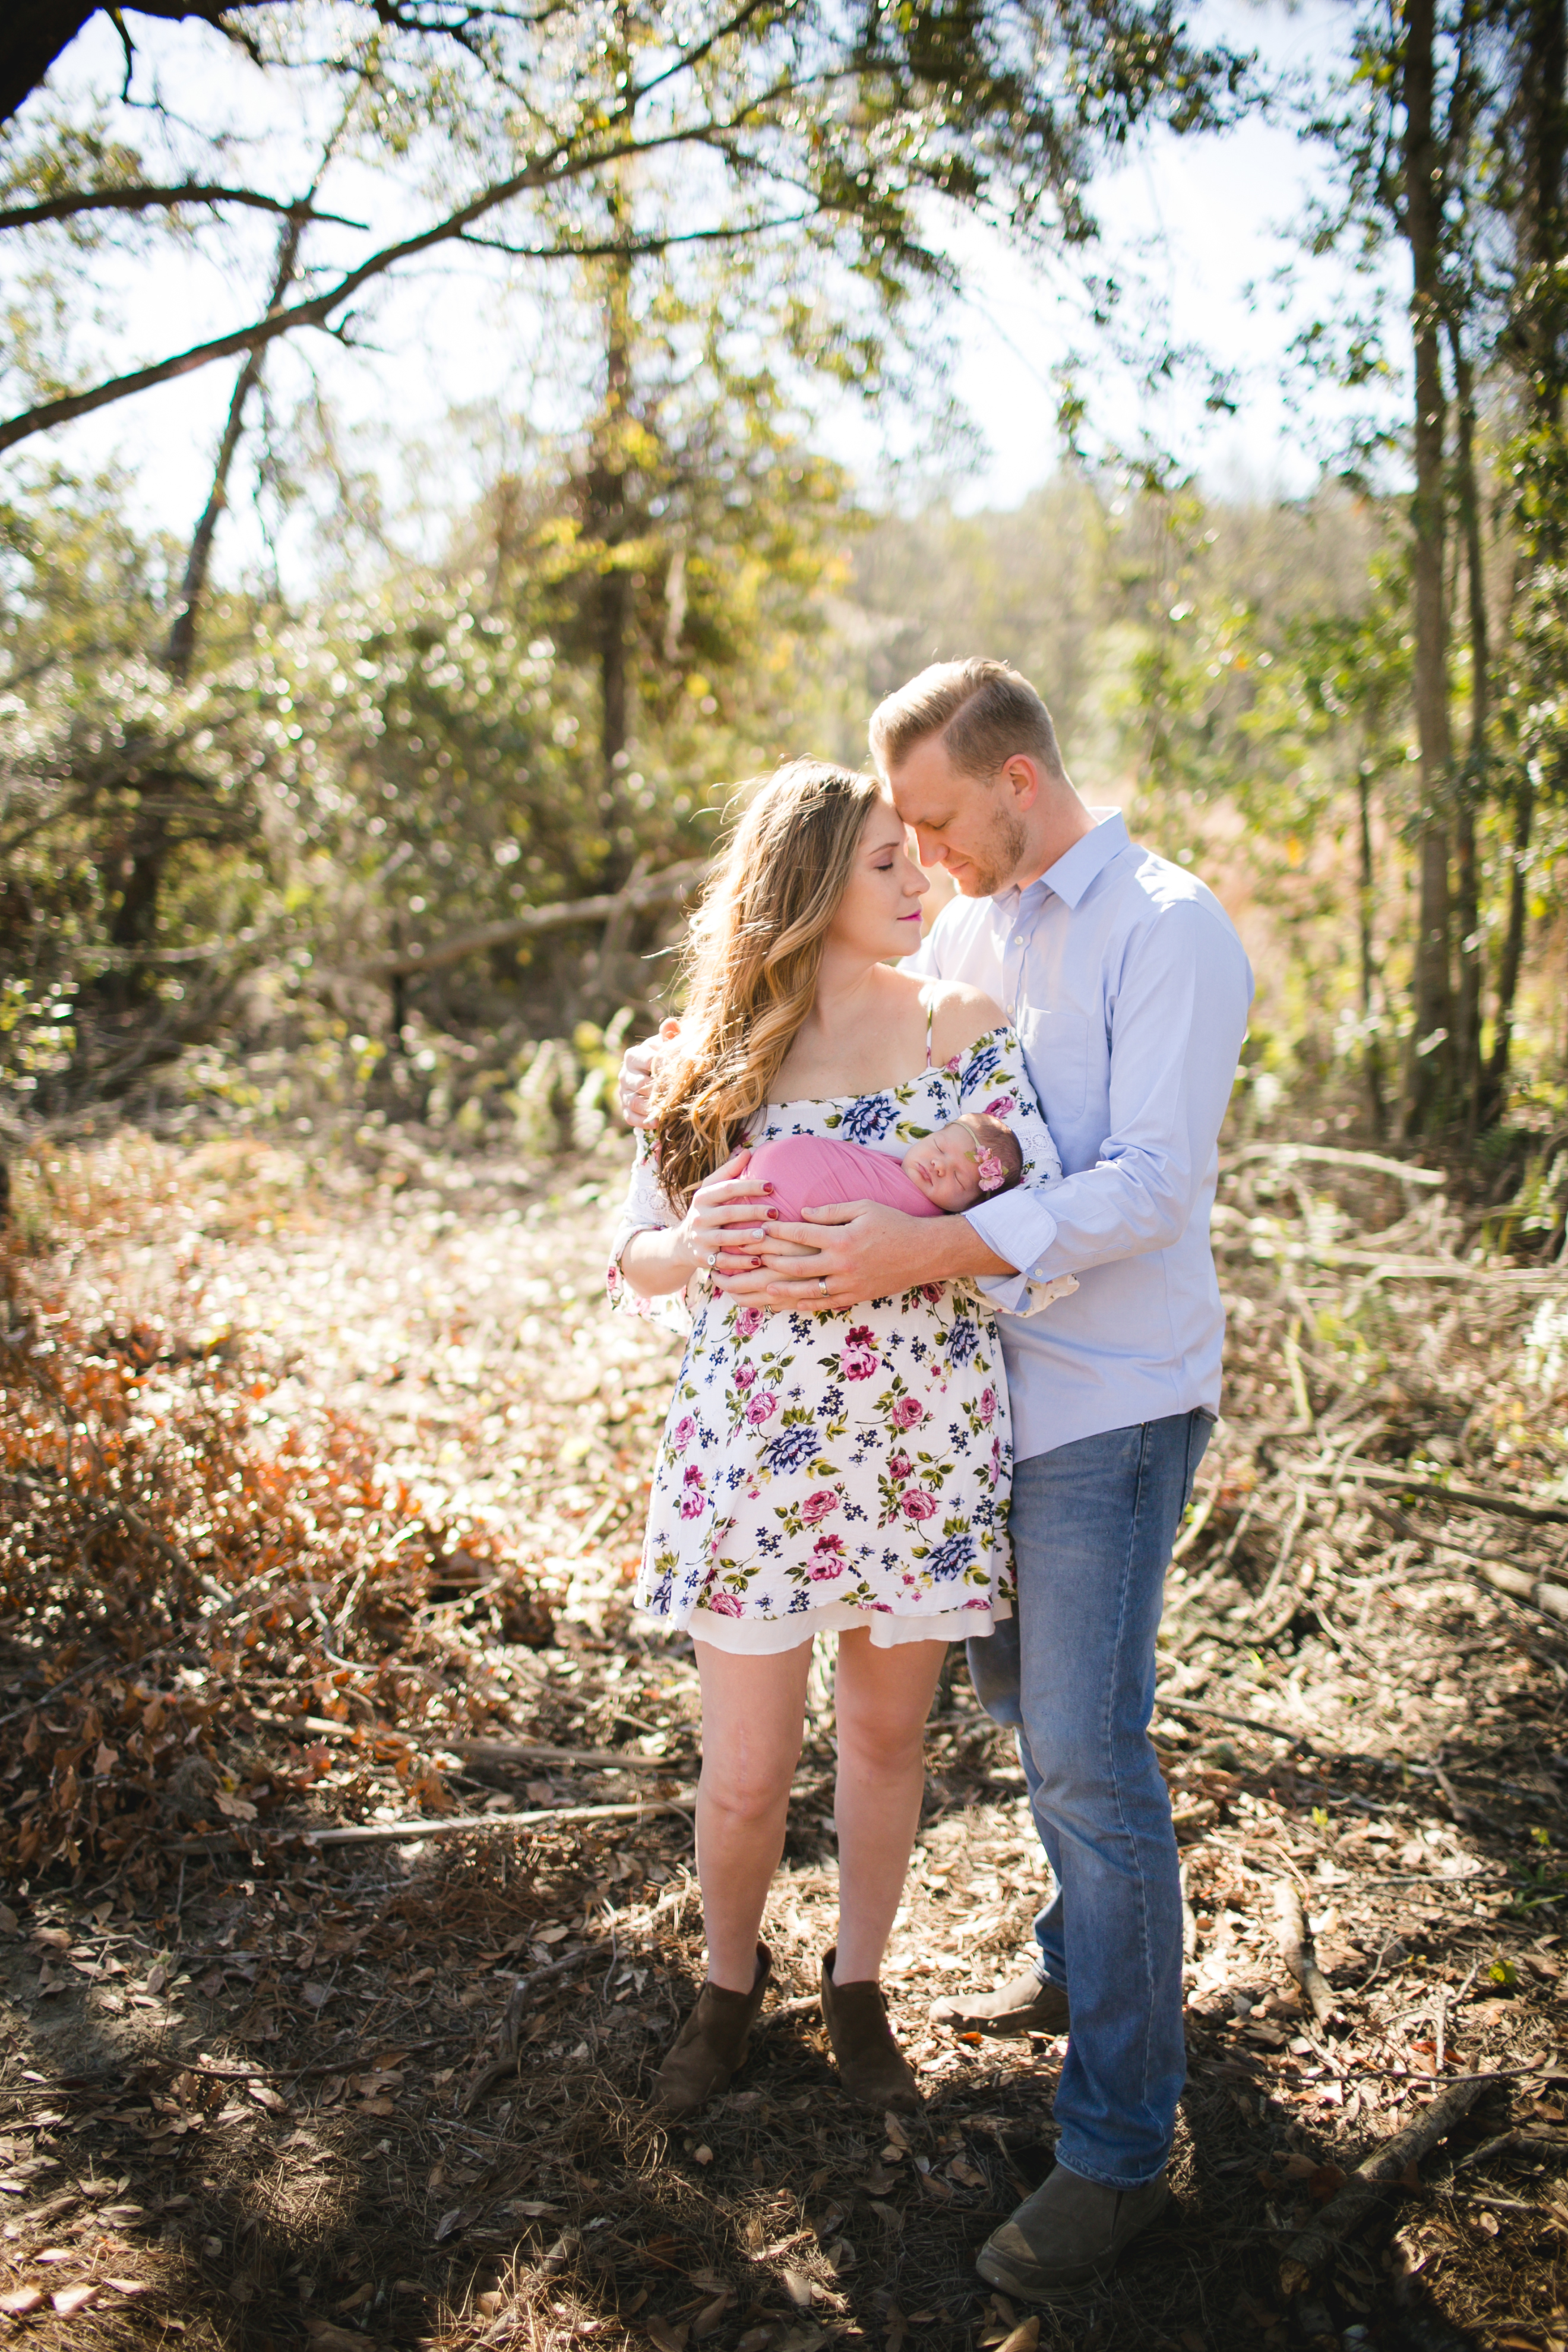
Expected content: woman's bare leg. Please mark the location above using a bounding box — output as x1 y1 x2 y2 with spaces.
691 1640 813 1991
830 1630 947 1984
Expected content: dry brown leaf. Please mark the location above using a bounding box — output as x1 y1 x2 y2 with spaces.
52 2284 99 2315
646 2319 688 2352
995 2320 1039 2352
0 2287 42 2315
306 2322 377 2352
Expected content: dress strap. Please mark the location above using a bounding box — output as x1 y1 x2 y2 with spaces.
924 999 935 1068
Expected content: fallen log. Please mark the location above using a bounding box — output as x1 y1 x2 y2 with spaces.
1222 1142 1444 1189
346 858 708 981
1272 1878 1337 2031
1278 2073 1490 2296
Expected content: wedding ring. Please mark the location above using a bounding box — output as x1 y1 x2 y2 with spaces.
707 1250 718 1269
818 1276 829 1297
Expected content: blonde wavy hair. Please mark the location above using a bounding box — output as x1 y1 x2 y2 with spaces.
650 758 885 1213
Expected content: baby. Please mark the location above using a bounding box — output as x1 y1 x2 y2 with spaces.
745 1112 1023 1224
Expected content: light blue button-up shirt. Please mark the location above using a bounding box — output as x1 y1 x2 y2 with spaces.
906 809 1254 1461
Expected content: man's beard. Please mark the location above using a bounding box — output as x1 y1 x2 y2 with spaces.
957 807 1030 897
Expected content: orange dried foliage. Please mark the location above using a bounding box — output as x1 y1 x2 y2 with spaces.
0 1269 548 1880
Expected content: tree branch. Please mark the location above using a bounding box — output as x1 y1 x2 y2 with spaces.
457 213 811 260
0 113 780 453
0 2 295 129
0 181 367 233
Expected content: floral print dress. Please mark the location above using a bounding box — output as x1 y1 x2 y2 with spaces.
606 1025 1067 1651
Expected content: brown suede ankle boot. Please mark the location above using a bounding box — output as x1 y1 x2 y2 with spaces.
651 1943 772 2118
819 1948 920 2113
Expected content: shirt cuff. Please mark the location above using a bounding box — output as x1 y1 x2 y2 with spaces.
965 1191 1061 1315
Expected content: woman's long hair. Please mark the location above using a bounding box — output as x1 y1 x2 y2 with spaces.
650 759 884 1213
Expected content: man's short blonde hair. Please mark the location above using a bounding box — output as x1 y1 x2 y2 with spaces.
869 657 1064 783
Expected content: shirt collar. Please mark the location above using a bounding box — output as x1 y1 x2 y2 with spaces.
994 807 1130 921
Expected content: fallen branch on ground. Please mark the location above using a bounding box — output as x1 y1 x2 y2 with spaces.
1272 1878 1338 2031
173 1794 696 1854
448 1738 675 1773
1278 2073 1490 2295
1322 1465 1568 1526
1153 1694 1319 1751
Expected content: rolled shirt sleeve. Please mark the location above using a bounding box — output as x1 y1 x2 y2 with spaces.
965 896 1251 1313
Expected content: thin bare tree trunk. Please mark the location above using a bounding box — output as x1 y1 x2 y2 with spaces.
166 208 306 681
96 208 307 1009
591 253 634 885
1402 0 1456 1136
1449 325 1488 1131
1485 776 1532 1108
1358 760 1386 1137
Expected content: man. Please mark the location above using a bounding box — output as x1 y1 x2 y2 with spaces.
621 659 1252 2299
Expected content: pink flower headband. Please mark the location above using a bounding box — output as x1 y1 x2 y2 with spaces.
955 1117 1009 1193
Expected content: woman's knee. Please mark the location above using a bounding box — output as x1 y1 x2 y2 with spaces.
700 1754 795 1827
836 1706 928 1781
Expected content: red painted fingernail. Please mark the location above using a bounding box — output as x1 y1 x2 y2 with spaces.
762 1183 775 1194
767 1207 779 1219
752 1257 763 1267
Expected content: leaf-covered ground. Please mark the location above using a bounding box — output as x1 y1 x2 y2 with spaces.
1 1124 1566 2352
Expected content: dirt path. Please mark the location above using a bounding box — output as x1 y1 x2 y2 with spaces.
1 1128 1566 2352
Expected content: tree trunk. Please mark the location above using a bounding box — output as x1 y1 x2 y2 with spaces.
1486 776 1533 1109
1449 326 1488 1131
1 4 298 129
97 208 306 1005
1485 0 1568 1116
587 241 635 891
1358 760 1387 1137
166 207 306 681
1401 0 1456 1136
1 3 96 127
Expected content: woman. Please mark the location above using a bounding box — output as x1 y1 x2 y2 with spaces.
608 759 1061 2117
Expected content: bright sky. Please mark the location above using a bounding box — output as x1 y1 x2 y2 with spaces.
9 0 1396 581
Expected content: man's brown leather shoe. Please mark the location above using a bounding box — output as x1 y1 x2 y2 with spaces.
976 2163 1170 2301
820 1949 921 2112
650 1944 771 2118
930 1962 1070 2038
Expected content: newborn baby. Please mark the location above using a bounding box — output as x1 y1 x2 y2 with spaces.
746 1112 1023 1224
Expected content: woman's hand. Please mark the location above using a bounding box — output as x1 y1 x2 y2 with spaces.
619 1017 681 1128
675 1152 774 1279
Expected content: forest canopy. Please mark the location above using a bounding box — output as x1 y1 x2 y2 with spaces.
1 0 1567 1177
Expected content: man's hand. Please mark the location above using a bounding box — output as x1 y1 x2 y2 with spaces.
717 1199 1014 1312
618 1016 680 1129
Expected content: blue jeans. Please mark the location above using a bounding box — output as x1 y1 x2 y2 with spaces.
968 1411 1213 2190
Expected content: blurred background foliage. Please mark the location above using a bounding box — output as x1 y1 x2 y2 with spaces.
4 1 1568 1201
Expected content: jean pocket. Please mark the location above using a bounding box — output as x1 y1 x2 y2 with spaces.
1182 1409 1215 1512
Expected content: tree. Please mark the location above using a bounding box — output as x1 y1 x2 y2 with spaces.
0 4 1250 456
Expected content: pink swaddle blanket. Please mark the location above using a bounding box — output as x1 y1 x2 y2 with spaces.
745 1133 942 1223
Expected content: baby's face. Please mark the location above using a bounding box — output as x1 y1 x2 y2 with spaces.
901 1123 984 1212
